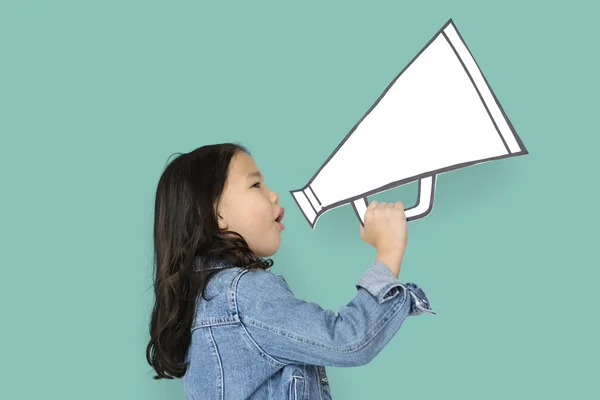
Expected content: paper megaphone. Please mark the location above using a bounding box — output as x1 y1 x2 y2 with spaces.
290 19 528 228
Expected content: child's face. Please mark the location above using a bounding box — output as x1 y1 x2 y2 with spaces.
214 151 284 257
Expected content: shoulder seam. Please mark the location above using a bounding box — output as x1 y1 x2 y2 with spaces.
230 268 288 367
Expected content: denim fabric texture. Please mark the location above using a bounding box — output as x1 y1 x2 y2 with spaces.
183 257 435 399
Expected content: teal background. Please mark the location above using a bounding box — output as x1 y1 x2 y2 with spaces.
1 0 598 399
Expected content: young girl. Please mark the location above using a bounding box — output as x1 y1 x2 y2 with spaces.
146 142 435 400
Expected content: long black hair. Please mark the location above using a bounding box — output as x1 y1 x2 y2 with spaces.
146 142 273 379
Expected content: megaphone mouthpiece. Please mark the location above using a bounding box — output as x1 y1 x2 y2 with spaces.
290 186 321 228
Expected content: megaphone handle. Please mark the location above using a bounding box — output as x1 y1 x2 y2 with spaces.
405 175 436 221
352 197 369 227
352 175 436 227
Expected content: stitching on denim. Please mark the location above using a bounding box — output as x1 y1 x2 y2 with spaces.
192 319 239 330
238 317 288 368
294 376 298 400
314 366 324 400
232 269 288 368
207 326 224 400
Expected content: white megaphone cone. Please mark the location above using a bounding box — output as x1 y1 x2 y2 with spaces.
291 19 528 229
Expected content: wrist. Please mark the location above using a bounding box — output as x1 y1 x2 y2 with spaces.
375 249 405 278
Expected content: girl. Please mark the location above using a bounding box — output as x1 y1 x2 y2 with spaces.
146 143 435 400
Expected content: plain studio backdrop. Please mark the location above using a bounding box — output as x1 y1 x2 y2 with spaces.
0 1 598 399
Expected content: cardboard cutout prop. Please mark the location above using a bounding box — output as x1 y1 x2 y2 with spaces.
291 19 528 228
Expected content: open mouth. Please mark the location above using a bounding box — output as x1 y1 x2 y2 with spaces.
275 208 285 229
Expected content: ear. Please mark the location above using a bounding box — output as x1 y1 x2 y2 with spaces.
214 202 228 230
217 212 228 230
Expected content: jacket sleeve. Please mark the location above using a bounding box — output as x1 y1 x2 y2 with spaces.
233 260 435 367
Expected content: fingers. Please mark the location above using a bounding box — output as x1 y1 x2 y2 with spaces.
365 200 405 221
367 200 378 210
367 200 404 208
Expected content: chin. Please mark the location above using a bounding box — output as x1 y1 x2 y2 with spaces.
256 244 280 258
262 248 279 258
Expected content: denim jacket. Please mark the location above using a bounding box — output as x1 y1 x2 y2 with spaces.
183 257 435 400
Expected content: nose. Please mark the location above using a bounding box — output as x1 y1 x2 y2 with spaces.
272 190 279 204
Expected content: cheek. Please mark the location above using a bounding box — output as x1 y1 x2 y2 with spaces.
242 201 271 227
258 197 273 219
240 195 273 228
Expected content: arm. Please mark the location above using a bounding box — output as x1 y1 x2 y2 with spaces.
375 249 405 278
233 260 435 367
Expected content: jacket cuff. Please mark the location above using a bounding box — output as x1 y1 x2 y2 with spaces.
356 261 436 315
404 282 436 316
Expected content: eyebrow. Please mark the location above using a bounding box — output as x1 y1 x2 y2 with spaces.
247 171 263 180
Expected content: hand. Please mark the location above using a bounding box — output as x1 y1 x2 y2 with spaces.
359 200 408 253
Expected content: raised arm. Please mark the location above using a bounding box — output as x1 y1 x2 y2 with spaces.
233 260 435 367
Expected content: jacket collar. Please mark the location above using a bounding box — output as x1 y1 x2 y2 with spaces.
194 255 234 271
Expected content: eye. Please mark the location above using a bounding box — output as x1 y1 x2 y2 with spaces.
252 182 261 188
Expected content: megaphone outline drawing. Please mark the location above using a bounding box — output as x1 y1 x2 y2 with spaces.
290 18 528 229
